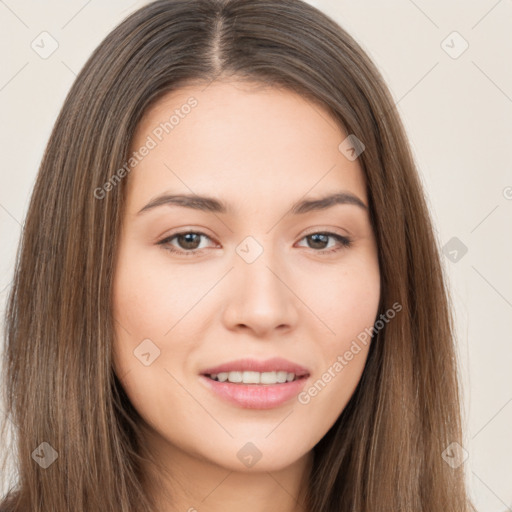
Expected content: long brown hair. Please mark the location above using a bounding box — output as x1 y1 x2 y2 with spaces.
1 0 475 510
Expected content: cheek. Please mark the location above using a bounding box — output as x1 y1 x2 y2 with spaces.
111 244 212 385
111 245 169 380
296 254 380 417
307 252 381 342
112 245 195 337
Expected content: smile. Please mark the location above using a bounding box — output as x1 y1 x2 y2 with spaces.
206 370 300 384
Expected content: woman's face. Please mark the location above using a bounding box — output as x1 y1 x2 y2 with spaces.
112 80 380 474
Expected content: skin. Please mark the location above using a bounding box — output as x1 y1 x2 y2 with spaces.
112 80 381 512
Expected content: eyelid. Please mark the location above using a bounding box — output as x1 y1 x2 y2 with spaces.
157 230 219 253
300 226 351 238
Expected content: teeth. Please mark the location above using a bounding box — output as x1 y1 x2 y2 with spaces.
276 371 288 383
244 371 261 384
208 370 299 384
259 371 275 384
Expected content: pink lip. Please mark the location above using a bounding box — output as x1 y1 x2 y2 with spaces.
200 357 310 377
199 375 309 409
199 357 311 410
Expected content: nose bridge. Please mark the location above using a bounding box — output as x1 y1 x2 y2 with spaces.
223 232 298 333
236 232 286 300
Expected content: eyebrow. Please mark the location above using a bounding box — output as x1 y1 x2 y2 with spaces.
136 191 368 216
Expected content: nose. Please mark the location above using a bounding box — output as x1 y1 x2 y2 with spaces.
221 248 300 338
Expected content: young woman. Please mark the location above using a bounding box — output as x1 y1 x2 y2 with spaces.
0 0 476 510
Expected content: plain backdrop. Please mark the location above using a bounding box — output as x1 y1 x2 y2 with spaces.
0 1 511 510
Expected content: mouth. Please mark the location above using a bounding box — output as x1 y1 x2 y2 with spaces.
198 358 311 409
204 370 306 384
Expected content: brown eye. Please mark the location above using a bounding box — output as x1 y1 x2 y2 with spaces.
157 231 214 256
297 232 352 254
174 232 203 250
157 230 352 258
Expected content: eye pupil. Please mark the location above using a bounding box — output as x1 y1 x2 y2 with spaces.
308 233 328 249
178 233 201 249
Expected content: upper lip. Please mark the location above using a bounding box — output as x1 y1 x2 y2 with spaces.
200 357 310 377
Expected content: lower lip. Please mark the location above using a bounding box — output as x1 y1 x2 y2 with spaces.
199 375 309 409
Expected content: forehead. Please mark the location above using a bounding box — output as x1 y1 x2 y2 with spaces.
125 80 367 212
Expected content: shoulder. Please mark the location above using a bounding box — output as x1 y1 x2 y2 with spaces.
0 494 19 512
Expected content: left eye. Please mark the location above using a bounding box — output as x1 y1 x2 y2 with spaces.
296 232 352 253
157 231 352 257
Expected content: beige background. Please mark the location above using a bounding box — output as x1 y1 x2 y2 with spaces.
1 0 511 509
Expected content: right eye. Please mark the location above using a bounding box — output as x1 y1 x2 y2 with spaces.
157 231 217 257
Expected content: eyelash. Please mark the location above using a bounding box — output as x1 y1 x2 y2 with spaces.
157 230 352 257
